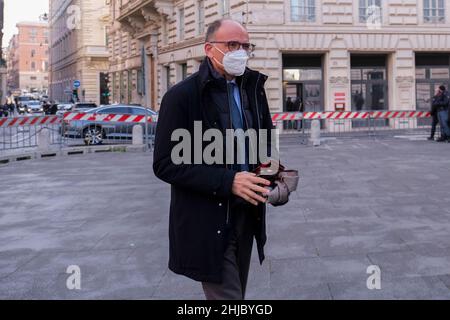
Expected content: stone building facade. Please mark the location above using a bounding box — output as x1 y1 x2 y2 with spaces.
109 0 450 118
6 22 49 94
49 0 110 105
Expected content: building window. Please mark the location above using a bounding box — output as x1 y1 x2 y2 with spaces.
198 0 205 35
164 66 171 92
104 26 109 47
424 0 445 23
29 28 37 43
127 71 132 103
181 63 188 80
137 69 144 95
350 55 388 112
221 0 230 16
30 76 37 80
162 17 169 45
359 0 382 23
282 55 323 113
179 8 185 40
31 49 36 57
31 62 36 70
291 0 316 22
415 54 450 113
120 72 124 103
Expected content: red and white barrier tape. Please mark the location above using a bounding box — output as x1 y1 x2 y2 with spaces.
0 113 155 128
62 112 154 123
0 110 432 128
0 115 61 128
271 111 431 122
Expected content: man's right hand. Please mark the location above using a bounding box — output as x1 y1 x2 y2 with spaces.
231 172 271 206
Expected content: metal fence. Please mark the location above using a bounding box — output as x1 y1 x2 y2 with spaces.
0 113 156 153
0 110 441 153
277 111 439 139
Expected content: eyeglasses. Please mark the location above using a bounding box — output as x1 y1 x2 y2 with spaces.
209 41 256 53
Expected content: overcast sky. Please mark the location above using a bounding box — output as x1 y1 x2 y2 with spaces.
3 0 49 46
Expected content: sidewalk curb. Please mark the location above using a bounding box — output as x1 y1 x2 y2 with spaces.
0 144 150 166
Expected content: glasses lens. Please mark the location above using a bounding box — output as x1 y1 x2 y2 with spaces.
241 43 250 51
242 43 255 52
228 41 241 51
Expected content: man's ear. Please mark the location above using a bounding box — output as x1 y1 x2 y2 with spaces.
204 43 214 59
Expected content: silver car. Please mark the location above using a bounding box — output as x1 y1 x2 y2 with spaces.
63 105 158 145
56 103 74 116
26 101 44 114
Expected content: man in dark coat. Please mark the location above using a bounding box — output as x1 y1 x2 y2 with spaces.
153 19 276 300
433 85 450 142
428 96 439 141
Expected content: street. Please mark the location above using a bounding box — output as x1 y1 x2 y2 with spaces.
1 137 450 299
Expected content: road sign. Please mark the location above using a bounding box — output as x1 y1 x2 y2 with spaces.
73 80 81 88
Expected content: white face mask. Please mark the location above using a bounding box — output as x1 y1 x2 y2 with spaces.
213 46 249 77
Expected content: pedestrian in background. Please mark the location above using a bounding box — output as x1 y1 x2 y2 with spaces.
7 100 15 117
432 85 450 142
50 103 58 115
1 103 9 117
428 95 439 141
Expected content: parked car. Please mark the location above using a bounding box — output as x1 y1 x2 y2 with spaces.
56 103 74 116
63 105 158 145
25 100 44 114
72 102 97 112
16 96 32 114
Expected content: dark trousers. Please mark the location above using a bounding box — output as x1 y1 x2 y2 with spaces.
438 110 450 138
202 205 255 300
430 114 439 138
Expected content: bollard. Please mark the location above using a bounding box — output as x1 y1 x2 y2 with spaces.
132 125 144 145
38 128 51 152
310 119 321 146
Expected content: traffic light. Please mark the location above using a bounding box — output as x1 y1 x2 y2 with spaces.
100 73 110 105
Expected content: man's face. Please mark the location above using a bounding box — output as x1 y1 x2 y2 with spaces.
437 89 443 96
204 20 250 76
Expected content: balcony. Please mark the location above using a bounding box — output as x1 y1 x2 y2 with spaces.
85 46 110 57
118 0 152 22
117 0 174 36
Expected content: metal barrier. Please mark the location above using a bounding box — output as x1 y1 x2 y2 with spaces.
0 113 157 153
61 112 156 148
0 110 442 153
0 115 63 151
273 111 440 139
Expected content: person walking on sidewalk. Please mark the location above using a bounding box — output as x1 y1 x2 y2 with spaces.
153 19 276 300
432 85 450 142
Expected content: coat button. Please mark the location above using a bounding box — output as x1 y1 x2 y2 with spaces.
218 203 223 207
213 191 217 196
217 230 221 234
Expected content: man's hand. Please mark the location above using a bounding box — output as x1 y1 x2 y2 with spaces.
231 172 271 206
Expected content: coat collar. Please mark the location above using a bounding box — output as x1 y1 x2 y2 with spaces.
198 57 268 92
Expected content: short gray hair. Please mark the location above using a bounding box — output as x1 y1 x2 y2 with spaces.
205 19 223 42
205 19 246 42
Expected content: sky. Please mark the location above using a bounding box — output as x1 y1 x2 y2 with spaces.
3 0 49 46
